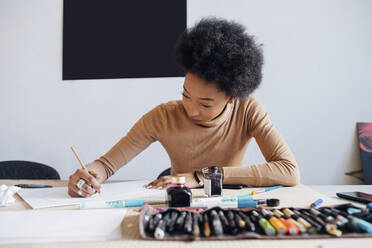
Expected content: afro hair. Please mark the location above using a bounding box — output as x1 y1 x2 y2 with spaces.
175 17 264 99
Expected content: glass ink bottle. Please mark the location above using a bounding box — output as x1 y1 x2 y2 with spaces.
166 176 192 207
202 166 222 197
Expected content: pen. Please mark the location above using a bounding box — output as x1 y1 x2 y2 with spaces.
15 184 52 188
250 185 284 195
71 146 101 194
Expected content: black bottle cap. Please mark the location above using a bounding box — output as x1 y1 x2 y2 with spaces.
266 198 280 207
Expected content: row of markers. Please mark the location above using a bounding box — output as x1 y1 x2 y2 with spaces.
142 204 372 239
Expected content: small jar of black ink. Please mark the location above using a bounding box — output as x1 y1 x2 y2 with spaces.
166 176 192 207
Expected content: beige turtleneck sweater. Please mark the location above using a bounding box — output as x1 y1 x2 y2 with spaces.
87 95 300 186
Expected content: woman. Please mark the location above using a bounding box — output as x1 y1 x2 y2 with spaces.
68 17 299 197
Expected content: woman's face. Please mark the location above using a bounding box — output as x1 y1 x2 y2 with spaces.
182 73 231 123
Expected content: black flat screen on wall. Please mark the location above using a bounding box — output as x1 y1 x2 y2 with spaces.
63 0 186 80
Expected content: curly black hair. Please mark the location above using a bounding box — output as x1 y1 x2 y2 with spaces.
175 17 264 99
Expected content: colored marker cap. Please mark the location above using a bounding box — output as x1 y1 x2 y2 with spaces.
367 202 372 210
311 198 323 208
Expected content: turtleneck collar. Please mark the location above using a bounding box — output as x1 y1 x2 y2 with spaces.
188 100 234 128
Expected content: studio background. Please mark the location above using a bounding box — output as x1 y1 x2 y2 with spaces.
0 0 371 184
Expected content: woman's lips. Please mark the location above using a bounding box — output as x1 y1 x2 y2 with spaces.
189 118 202 123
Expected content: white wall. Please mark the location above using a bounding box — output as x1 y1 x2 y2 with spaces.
0 0 371 184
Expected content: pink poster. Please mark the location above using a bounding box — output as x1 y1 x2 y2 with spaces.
357 122 372 184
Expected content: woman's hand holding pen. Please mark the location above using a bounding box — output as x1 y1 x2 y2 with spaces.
67 169 101 197
145 172 203 190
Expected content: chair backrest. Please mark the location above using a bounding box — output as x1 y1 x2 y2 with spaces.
0 160 60 180
157 168 171 179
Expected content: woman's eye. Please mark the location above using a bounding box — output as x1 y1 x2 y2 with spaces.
182 93 190 99
201 104 212 108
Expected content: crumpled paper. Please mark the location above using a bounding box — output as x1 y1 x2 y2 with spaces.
0 184 20 207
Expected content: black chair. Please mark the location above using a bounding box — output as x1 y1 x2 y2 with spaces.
157 168 171 179
0 160 60 179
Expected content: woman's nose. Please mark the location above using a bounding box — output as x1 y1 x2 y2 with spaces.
188 103 200 118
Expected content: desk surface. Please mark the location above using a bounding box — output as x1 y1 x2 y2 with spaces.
1 180 372 248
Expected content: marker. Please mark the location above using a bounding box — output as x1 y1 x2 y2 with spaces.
283 208 316 234
183 212 193 233
311 198 323 208
210 210 224 236
292 209 322 233
234 211 246 229
226 210 238 234
331 209 361 233
154 212 170 239
142 209 152 228
250 185 284 195
346 207 362 214
261 209 287 235
168 211 179 232
192 214 201 238
190 198 280 208
148 212 163 232
321 208 347 227
238 211 255 232
80 199 165 209
176 211 187 230
272 209 299 235
251 210 276 236
309 208 342 237
349 216 372 233
328 208 349 226
191 195 253 208
203 213 211 237
218 210 230 233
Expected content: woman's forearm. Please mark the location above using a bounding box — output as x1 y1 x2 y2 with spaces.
222 160 300 187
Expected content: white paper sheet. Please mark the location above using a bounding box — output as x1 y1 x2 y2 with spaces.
0 209 126 244
17 180 166 209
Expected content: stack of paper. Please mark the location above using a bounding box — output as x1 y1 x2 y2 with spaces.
17 180 165 209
